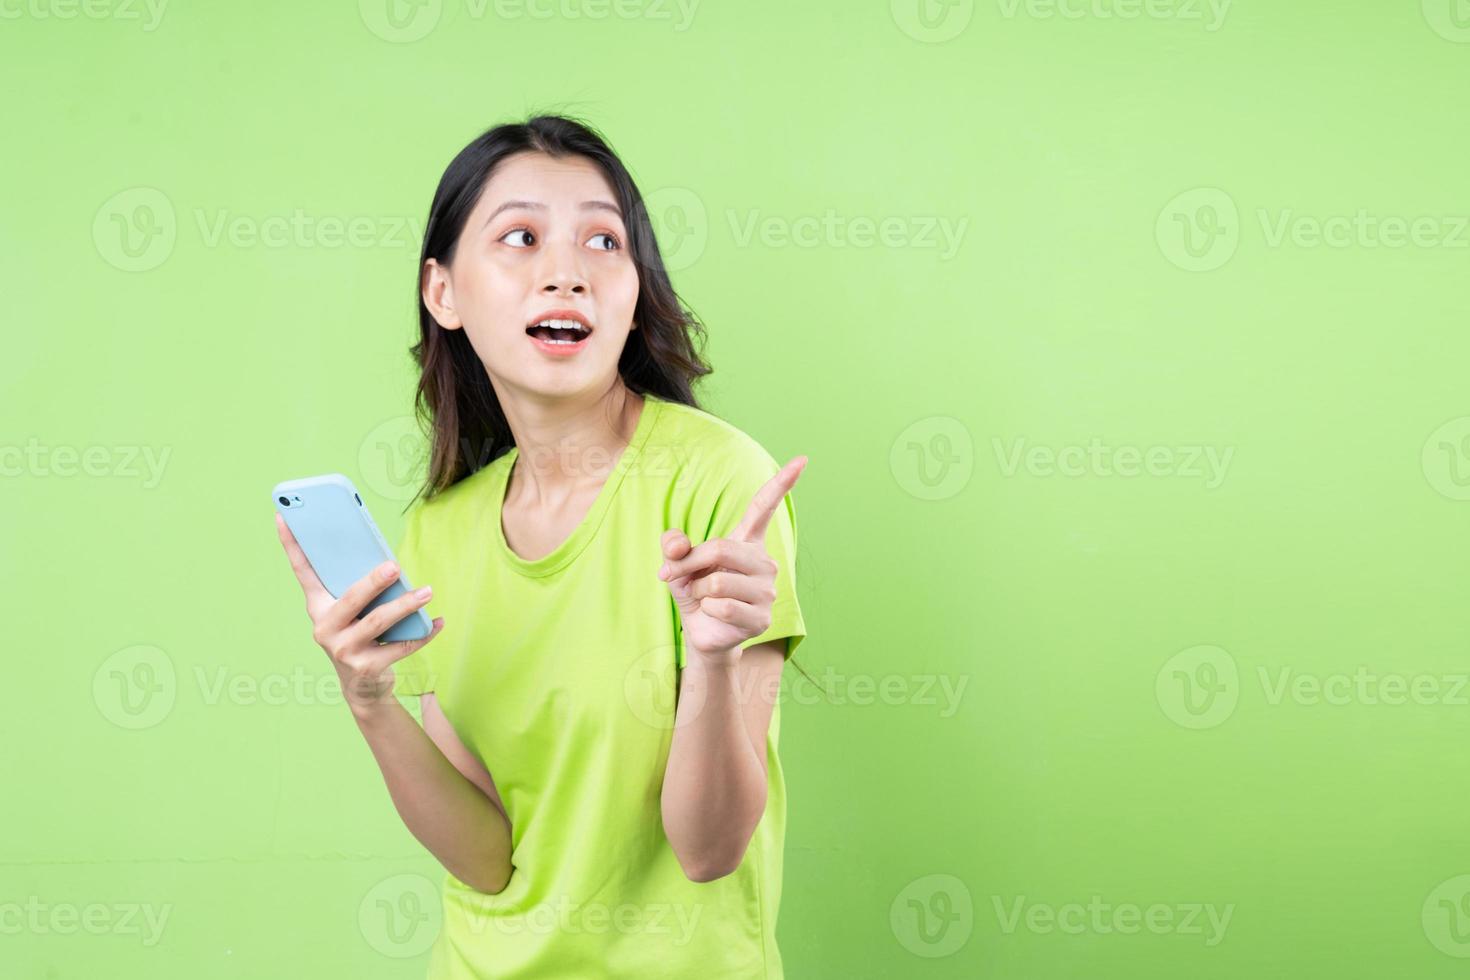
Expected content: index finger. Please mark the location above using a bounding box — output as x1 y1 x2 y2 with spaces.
275 511 331 603
732 455 807 544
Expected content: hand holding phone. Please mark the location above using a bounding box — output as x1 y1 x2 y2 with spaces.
272 474 444 708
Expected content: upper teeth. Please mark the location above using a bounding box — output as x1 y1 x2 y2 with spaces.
534 318 589 332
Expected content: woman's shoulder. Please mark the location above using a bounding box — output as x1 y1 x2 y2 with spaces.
402 452 511 530
649 396 785 491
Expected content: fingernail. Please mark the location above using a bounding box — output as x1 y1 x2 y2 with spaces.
658 565 669 580
380 562 398 580
415 586 432 599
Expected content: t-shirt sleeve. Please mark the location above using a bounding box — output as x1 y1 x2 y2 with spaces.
388 502 442 697
676 442 807 669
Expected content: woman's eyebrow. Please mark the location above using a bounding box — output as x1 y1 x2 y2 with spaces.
483 199 623 228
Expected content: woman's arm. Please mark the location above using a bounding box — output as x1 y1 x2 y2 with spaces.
272 513 516 894
661 639 786 882
351 697 515 894
656 456 808 882
420 692 510 822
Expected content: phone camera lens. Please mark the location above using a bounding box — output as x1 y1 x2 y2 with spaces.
277 495 290 507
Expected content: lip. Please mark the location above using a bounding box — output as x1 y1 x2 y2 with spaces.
526 309 593 358
528 331 591 357
527 309 595 332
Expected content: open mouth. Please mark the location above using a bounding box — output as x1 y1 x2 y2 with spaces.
526 318 592 345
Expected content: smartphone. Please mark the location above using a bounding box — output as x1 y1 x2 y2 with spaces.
271 473 432 643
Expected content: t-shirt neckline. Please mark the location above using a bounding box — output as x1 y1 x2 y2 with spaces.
491 393 663 578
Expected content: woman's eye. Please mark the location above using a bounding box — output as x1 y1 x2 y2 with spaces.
497 228 620 250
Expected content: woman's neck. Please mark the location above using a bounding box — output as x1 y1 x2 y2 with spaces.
499 382 644 506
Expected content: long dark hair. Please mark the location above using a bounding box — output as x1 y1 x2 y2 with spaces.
408 112 711 504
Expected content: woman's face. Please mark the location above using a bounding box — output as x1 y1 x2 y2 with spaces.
422 150 640 401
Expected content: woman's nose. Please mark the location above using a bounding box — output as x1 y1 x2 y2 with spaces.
538 238 588 293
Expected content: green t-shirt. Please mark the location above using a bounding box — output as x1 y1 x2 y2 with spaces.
391 392 806 979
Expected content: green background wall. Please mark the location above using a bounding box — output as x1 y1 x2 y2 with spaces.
5 1 1470 976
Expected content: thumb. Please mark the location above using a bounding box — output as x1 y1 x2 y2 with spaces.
660 529 691 565
658 529 700 609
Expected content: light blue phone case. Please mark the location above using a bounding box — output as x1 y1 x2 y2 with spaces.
271 473 432 643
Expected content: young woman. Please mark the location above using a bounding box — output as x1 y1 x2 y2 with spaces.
274 114 809 978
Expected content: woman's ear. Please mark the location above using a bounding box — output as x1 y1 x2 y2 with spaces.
421 258 463 331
